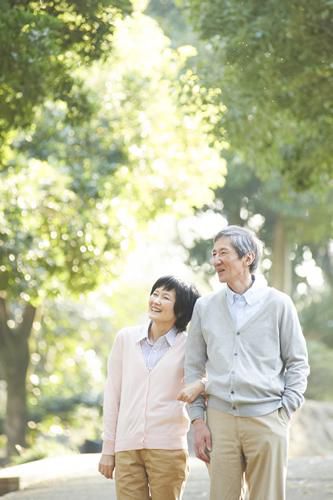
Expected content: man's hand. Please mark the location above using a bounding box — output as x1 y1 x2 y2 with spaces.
192 419 212 463
98 454 115 479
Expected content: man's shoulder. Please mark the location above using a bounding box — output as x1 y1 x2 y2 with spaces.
266 287 294 307
196 288 225 308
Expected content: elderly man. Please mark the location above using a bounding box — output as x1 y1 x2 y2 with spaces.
184 225 309 500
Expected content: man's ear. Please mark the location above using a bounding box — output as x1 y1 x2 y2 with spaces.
245 252 255 267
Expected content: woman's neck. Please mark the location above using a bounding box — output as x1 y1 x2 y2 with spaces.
149 321 175 342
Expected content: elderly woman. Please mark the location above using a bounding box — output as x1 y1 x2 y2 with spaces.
98 275 200 500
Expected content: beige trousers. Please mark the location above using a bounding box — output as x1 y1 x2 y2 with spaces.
115 449 189 500
207 407 290 500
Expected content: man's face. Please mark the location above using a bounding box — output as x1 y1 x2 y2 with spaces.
211 236 252 285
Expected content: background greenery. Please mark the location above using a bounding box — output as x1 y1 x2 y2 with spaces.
0 0 332 464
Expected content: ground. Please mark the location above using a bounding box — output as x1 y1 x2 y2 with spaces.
1 400 333 499
0 454 333 499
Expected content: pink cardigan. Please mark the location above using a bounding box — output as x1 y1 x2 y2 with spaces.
101 324 190 455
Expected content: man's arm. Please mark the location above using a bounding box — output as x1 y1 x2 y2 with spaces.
185 300 208 421
185 300 212 463
280 296 310 418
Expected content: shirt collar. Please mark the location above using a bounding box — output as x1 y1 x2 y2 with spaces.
136 322 178 346
226 274 268 306
164 327 178 346
226 284 237 306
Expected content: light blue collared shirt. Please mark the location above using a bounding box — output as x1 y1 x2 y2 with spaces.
226 275 269 330
139 323 178 370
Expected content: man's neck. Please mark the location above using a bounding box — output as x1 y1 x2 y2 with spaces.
228 275 254 295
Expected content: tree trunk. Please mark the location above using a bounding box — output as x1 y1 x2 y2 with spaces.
270 217 292 294
0 298 36 458
5 365 28 457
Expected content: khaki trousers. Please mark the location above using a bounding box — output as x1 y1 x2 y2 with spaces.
115 449 189 500
207 407 290 500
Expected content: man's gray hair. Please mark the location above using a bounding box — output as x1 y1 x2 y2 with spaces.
214 225 263 273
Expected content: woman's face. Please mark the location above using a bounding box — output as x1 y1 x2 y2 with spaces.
148 286 177 327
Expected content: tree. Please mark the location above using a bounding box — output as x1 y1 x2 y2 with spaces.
0 0 132 161
179 0 333 191
147 0 197 47
0 10 227 457
182 156 333 293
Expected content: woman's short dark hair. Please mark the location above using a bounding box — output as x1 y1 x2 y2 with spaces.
150 275 200 333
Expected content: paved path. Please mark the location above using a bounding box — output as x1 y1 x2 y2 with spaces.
1 454 333 499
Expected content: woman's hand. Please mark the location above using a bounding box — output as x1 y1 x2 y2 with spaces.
98 454 115 479
177 380 205 403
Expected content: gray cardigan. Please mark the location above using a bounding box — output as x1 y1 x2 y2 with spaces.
185 286 310 421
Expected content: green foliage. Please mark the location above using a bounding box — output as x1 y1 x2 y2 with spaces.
0 11 227 305
183 157 333 292
0 159 114 303
0 0 132 156
147 0 196 46
28 298 111 406
18 296 109 456
12 404 103 464
89 13 227 214
11 436 75 465
180 0 333 191
306 340 333 400
0 5 230 456
300 294 333 349
106 282 149 332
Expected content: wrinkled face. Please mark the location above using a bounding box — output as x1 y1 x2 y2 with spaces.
148 287 177 326
211 236 252 285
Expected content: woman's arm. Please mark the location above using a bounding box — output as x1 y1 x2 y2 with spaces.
99 329 124 476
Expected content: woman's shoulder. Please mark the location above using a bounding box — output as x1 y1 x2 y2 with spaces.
174 330 188 347
109 324 146 354
116 323 147 340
